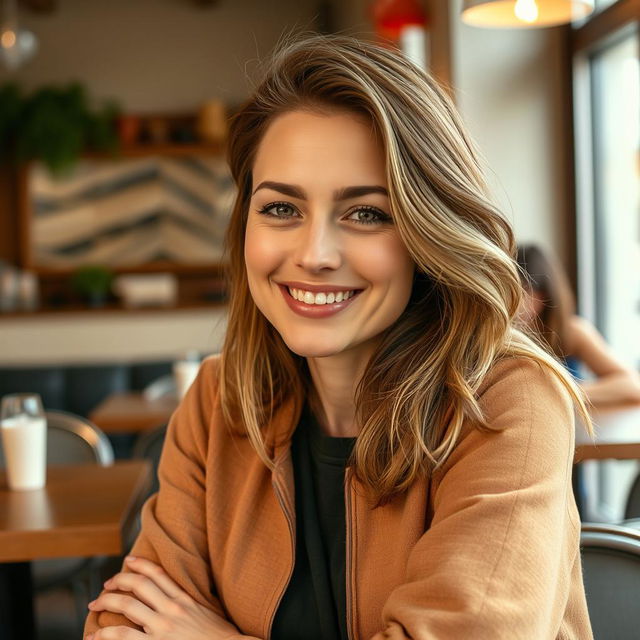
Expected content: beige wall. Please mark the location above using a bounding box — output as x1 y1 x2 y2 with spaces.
1 0 320 111
451 1 569 260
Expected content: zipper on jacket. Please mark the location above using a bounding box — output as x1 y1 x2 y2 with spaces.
344 468 355 640
266 471 296 640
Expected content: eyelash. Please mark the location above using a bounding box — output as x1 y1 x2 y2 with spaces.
256 201 392 226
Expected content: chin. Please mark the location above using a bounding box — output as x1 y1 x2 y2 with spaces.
281 334 348 359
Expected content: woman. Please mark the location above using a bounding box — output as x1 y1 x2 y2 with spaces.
84 35 593 639
517 243 640 408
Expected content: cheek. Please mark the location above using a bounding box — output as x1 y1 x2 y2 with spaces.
244 225 282 284
351 235 414 295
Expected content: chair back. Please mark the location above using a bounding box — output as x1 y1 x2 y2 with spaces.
45 409 114 466
581 522 640 639
0 409 113 468
133 423 167 496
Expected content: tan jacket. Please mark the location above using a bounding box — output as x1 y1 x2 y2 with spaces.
85 354 593 639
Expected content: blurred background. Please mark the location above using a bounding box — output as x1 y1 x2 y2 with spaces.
0 0 637 637
0 0 636 367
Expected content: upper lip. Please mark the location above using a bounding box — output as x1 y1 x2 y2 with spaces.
278 281 364 293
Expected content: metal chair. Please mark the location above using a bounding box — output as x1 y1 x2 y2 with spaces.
0 409 114 635
143 374 176 402
581 521 640 639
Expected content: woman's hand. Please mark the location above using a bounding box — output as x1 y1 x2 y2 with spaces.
85 556 244 640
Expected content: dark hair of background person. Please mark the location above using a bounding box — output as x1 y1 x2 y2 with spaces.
516 244 576 360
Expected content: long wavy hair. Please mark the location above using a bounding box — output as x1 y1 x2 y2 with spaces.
516 243 576 360
220 34 591 504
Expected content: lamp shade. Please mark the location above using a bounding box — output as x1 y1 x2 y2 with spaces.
461 0 594 28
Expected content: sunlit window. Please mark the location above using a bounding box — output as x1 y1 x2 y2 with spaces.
573 5 639 522
591 33 640 368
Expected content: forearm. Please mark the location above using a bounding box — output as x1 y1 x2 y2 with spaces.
580 371 640 408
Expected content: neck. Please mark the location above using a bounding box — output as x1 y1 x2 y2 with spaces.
305 340 379 438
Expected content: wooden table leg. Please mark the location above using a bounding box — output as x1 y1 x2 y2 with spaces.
0 562 36 640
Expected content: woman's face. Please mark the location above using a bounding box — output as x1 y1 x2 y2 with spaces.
244 109 415 359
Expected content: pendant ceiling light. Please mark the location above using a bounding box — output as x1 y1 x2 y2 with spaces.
461 0 594 28
0 0 38 70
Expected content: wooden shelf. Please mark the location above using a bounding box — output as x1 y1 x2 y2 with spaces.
35 262 228 278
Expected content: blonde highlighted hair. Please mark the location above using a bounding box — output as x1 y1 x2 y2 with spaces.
220 34 591 504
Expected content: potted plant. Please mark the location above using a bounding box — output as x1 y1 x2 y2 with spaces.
70 265 114 308
0 82 120 176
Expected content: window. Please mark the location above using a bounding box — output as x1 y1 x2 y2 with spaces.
572 1 639 521
591 31 640 365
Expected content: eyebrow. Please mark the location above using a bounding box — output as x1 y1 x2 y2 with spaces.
251 181 389 201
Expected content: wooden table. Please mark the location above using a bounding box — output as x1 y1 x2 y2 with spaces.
573 404 640 519
575 404 640 462
0 460 151 640
89 392 178 434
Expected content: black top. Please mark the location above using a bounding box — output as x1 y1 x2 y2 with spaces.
271 404 356 640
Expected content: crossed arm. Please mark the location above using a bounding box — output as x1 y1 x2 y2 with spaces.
85 358 588 639
569 315 640 408
85 555 252 640
83 361 259 639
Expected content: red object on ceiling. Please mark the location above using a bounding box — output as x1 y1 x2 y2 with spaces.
371 0 428 41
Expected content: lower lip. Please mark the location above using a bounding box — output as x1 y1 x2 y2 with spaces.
278 285 362 318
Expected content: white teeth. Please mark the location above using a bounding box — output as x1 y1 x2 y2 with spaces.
287 287 357 305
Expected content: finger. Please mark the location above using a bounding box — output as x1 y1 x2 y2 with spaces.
88 593 153 629
103 572 171 612
87 626 145 640
124 556 187 600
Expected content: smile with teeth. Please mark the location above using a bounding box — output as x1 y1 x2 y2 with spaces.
287 287 358 305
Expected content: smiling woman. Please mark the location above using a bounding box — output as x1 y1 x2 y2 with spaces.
84 34 594 640
244 110 415 370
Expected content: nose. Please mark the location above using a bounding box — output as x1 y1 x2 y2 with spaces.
293 216 342 273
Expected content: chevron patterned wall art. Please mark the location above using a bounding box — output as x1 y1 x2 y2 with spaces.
27 154 236 269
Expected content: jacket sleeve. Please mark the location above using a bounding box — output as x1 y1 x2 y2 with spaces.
84 356 252 636
372 359 586 639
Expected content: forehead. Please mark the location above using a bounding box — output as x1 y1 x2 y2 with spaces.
252 109 387 188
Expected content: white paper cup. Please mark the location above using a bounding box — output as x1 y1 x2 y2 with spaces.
173 360 200 399
1 414 47 490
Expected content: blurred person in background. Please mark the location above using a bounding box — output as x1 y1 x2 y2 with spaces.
84 36 594 640
517 243 640 409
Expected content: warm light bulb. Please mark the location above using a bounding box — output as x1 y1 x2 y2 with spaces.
514 0 539 23
1 29 17 49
